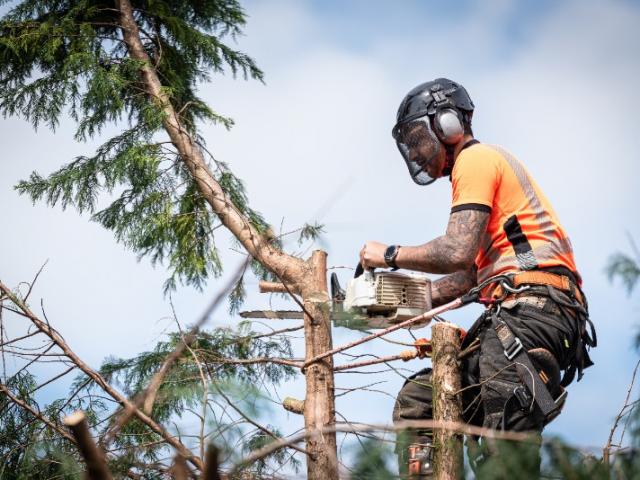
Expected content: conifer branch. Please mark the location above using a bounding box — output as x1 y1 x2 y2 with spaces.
0 381 76 444
114 0 306 287
0 281 203 471
1 2 339 476
100 260 248 446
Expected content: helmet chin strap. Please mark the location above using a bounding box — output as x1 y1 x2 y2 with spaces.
441 144 455 177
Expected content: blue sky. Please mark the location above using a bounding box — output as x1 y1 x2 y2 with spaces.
1 0 639 471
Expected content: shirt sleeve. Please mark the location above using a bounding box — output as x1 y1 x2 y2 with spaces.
451 146 501 213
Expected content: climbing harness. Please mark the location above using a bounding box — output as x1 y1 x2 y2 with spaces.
460 270 596 422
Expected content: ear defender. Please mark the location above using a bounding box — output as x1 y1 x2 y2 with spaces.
433 108 464 145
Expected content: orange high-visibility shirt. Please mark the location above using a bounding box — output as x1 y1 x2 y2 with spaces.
451 143 580 284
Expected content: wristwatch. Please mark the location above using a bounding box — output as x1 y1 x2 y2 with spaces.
384 245 401 270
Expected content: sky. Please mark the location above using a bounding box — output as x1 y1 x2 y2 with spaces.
1 0 640 469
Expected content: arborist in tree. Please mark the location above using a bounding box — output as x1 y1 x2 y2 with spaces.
359 78 596 477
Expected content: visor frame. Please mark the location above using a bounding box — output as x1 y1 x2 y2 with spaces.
393 114 442 186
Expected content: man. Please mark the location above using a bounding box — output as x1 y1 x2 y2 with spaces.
359 78 596 477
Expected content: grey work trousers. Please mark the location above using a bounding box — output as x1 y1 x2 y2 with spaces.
392 294 582 472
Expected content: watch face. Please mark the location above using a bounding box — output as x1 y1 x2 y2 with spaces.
385 245 398 266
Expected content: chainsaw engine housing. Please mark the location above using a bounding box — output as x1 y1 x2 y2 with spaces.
334 270 432 329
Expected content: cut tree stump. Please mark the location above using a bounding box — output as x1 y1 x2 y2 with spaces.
301 251 338 480
63 410 113 480
431 322 463 480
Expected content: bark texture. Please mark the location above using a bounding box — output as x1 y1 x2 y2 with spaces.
431 323 463 480
301 251 337 480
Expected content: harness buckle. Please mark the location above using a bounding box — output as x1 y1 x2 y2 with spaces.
504 336 523 361
513 385 534 412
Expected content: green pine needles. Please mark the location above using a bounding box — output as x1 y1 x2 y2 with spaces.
0 323 299 478
1 0 270 294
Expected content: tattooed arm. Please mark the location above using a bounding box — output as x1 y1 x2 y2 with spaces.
431 267 478 307
360 209 490 273
395 209 489 272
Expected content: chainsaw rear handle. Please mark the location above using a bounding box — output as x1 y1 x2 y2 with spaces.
354 263 376 279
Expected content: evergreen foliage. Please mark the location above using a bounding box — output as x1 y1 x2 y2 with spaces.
465 436 640 479
243 426 302 476
0 1 327 477
0 0 271 295
0 373 81 479
0 322 300 477
606 238 640 296
298 222 325 246
348 438 395 480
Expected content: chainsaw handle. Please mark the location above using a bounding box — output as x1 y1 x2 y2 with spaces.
354 263 364 278
354 263 375 278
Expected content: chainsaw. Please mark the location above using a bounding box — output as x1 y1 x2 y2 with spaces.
240 264 433 331
330 264 432 330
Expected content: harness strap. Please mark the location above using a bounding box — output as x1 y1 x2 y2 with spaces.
514 271 584 304
488 270 585 306
463 271 595 390
490 311 560 418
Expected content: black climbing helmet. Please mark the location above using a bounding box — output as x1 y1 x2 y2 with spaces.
392 78 474 185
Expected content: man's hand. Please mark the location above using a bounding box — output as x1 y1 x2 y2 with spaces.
359 241 389 269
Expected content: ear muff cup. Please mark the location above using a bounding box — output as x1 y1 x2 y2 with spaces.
433 109 464 145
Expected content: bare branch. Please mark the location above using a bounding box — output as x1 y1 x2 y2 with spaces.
203 356 302 369
302 298 463 370
0 329 42 348
231 420 537 474
28 366 76 395
603 358 640 463
247 324 304 340
214 384 309 456
333 350 418 372
23 260 48 302
259 281 296 294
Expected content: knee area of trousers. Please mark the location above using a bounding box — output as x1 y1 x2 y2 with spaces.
393 369 433 422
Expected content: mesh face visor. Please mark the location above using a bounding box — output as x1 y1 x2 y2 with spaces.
392 115 441 185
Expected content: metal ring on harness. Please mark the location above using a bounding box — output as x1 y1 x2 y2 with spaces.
499 281 531 294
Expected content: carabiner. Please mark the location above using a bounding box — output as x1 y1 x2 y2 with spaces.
499 280 531 294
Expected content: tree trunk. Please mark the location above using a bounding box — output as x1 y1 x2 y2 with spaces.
115 2 338 477
301 251 338 480
431 323 463 480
